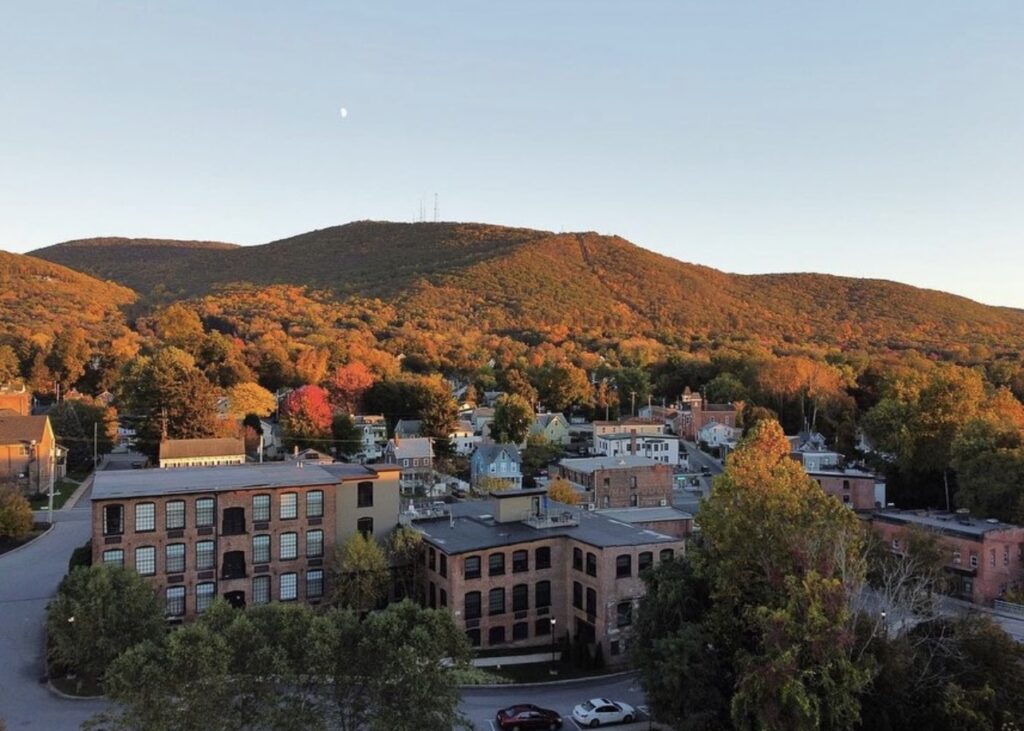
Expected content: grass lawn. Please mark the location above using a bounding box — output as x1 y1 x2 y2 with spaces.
0 522 50 556
29 479 80 511
481 662 618 684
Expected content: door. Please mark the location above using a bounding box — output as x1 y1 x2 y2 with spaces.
224 590 246 609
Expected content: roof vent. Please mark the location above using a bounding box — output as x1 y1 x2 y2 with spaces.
986 518 999 524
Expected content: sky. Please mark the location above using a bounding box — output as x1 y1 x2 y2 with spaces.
1 2 1022 307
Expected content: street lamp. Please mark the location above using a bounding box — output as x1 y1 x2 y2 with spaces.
550 617 557 675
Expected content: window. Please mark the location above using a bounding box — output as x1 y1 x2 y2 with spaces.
512 584 529 612
489 587 505 615
586 587 597 616
429 547 436 571
196 540 215 570
465 591 481 620
306 529 324 558
535 619 552 636
970 553 978 569
638 551 653 573
357 517 374 538
196 582 215 613
252 575 270 605
439 588 447 607
306 569 324 598
280 532 298 560
306 490 324 518
252 494 270 522
135 546 156 576
165 544 185 574
102 504 123 535
630 493 639 507
573 581 583 609
953 549 961 565
439 553 448 578
253 535 271 564
357 481 373 508
280 572 298 601
102 549 124 567
616 554 632 578
428 582 436 608
586 552 597 577
513 622 529 641
466 629 481 647
536 546 551 570
488 626 505 646
221 550 246 580
1005 546 1011 566
135 503 155 532
617 601 633 627
630 476 637 489
222 507 246 536
280 493 297 520
165 586 185 617
536 580 551 608
660 548 674 562
512 550 528 573
489 552 505 576
573 547 583 571
465 555 481 579
166 500 185 530
990 549 996 567
195 498 215 527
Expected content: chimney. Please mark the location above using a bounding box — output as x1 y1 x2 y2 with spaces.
630 429 637 455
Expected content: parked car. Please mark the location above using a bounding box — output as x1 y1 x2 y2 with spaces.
496 703 563 730
700 465 711 475
571 698 636 727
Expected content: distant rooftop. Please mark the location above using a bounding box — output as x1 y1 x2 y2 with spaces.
559 455 663 473
159 437 244 460
807 467 879 478
598 433 679 442
92 462 376 500
597 506 693 523
873 509 1022 539
414 498 680 553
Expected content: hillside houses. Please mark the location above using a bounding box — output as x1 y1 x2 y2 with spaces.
470 443 522 490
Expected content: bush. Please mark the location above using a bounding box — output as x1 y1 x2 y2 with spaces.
0 485 33 541
68 541 92 572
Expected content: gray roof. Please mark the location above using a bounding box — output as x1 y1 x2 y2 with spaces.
873 509 1022 540
473 443 521 465
395 419 423 437
91 463 352 501
596 507 693 523
559 456 662 474
415 499 681 553
389 437 433 460
807 467 879 479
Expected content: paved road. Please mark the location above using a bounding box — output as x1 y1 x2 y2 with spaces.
461 671 649 731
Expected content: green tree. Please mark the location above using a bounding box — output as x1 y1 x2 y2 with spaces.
536 362 593 413
329 533 390 612
705 371 749 404
46 565 165 688
951 418 1024 523
387 526 423 600
491 393 533 443
614 366 652 415
0 484 33 540
331 413 361 458
45 326 90 391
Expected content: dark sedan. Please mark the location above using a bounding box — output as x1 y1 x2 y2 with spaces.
496 703 563 730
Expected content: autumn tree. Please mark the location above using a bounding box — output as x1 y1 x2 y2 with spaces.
45 326 91 392
328 362 375 413
281 385 332 450
536 362 593 413
491 393 533 443
547 476 580 505
501 368 538 407
295 348 330 385
226 382 276 419
0 344 20 383
0 485 33 540
329 533 390 612
154 303 204 353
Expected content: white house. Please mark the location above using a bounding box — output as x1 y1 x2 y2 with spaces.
593 432 680 464
353 414 388 461
697 422 742 448
449 421 482 456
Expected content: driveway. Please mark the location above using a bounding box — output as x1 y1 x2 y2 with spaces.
0 492 107 728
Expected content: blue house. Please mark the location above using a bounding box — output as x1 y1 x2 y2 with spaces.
470 443 523 490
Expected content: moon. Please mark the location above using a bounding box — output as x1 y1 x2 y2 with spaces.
339 107 348 119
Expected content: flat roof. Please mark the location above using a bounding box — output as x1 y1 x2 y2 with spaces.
873 509 1022 539
559 456 663 473
416 500 682 553
807 468 879 478
91 463 374 500
597 507 693 523
490 487 547 499
597 433 679 441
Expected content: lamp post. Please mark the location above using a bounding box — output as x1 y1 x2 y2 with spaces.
550 617 557 675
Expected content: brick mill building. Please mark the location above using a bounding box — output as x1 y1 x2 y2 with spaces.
411 488 685 665
90 462 400 619
556 455 674 509
872 509 1024 605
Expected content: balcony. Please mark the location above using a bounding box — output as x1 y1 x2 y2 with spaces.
525 509 580 530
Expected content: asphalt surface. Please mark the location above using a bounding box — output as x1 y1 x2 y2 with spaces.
461 671 650 731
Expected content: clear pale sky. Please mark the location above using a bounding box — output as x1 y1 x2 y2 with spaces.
1 2 1022 307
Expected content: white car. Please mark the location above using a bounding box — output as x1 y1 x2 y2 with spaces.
571 698 636 727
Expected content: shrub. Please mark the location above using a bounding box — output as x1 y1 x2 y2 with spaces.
0 485 33 541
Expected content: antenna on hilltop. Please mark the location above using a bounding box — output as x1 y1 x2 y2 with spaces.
418 197 425 222
433 193 439 222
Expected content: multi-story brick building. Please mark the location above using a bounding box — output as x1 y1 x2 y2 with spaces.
557 455 673 509
0 382 30 416
808 467 885 512
90 462 400 620
674 400 740 440
411 488 685 665
871 509 1024 605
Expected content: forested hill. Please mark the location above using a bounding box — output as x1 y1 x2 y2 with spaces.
0 250 136 345
29 220 1024 354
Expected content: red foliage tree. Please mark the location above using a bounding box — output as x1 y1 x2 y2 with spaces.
328 362 376 414
281 385 333 448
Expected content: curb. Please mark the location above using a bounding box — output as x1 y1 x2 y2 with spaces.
63 474 95 511
0 523 55 559
459 668 637 690
46 679 105 701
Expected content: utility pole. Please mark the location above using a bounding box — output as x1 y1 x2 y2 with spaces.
630 391 637 417
93 422 98 470
47 444 55 524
